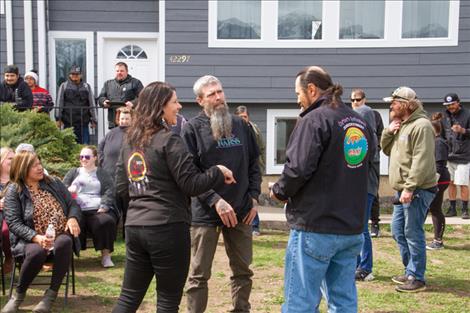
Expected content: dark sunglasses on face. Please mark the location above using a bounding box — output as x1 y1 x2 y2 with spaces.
351 98 363 102
79 155 92 160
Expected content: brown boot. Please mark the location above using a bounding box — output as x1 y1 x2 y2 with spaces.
32 289 58 313
1 291 26 313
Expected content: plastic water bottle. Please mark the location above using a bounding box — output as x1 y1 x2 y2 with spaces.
45 224 55 251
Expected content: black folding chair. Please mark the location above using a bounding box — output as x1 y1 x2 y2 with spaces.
8 251 75 305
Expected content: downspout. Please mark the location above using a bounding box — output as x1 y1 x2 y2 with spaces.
5 0 14 64
37 0 47 87
158 0 165 81
24 0 33 71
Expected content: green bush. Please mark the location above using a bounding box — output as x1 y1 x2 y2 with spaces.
0 103 80 176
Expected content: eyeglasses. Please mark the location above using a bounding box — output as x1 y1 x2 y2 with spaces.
79 155 92 160
350 98 363 102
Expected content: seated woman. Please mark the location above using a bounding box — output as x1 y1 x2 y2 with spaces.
2 151 80 313
63 146 118 268
1 147 15 274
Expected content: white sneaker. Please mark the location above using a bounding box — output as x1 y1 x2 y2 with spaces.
101 255 115 268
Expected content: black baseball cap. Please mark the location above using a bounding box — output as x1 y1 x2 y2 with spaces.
443 93 460 105
69 65 82 74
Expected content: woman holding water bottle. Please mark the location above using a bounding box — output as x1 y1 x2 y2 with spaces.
2 151 81 313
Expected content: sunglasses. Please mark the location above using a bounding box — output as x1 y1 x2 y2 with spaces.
350 98 363 102
79 155 92 160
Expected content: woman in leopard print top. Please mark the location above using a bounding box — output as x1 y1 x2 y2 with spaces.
2 151 81 313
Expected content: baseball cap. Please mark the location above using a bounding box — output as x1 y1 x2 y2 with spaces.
383 86 417 102
443 93 460 106
4 64 19 75
69 65 81 74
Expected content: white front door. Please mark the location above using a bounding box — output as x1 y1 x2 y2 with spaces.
97 33 159 140
103 38 158 87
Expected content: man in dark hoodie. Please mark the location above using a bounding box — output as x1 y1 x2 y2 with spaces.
55 65 97 144
182 75 261 313
98 62 143 129
270 66 375 312
0 64 33 110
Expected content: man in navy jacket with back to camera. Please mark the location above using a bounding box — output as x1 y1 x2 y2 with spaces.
271 66 375 313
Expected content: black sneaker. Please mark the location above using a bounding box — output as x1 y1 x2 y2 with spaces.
391 274 411 285
445 207 457 217
396 278 426 293
370 223 380 238
355 269 374 281
462 210 469 220
426 240 444 250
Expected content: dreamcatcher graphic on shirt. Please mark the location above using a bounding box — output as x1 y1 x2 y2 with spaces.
127 151 149 194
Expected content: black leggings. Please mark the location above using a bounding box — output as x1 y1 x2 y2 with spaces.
17 234 72 293
370 194 380 224
112 223 190 313
428 183 449 241
79 210 117 252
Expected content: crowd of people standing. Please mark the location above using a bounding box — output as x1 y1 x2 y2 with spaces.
1 61 469 312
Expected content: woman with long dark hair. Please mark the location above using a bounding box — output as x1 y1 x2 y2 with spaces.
112 82 235 313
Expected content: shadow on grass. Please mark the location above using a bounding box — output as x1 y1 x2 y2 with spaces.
442 243 470 251
253 240 288 250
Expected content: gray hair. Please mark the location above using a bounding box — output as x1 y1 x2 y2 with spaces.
15 143 35 154
193 75 222 97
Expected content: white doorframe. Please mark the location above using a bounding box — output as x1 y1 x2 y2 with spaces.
48 31 95 103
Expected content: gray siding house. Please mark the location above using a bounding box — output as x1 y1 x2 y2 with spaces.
1 0 469 175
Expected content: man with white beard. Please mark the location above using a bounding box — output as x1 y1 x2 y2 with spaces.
181 75 261 313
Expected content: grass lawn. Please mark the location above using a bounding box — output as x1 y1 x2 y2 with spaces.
0 225 468 312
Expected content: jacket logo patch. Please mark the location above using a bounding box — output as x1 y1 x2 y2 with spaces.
127 151 149 194
216 136 242 149
343 126 368 168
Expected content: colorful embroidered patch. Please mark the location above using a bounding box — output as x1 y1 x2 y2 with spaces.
344 127 368 167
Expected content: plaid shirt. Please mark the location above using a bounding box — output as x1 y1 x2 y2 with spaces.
31 86 54 113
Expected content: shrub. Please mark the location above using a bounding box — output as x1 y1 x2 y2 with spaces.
0 103 80 176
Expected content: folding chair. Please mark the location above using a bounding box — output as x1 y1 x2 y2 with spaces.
8 251 75 305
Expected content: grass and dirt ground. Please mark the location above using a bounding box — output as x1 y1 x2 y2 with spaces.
0 225 469 313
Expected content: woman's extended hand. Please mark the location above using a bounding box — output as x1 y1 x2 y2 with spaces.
65 218 81 237
216 165 236 184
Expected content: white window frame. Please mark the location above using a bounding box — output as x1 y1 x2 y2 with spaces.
375 108 390 176
208 0 460 48
266 109 300 174
0 0 4 15
48 31 95 103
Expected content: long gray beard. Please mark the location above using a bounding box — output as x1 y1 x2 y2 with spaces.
209 103 232 141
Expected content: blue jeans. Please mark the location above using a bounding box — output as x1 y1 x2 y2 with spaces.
282 230 363 313
252 213 260 231
391 189 435 282
357 193 374 273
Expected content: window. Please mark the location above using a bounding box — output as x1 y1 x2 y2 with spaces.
48 32 94 103
278 0 322 40
0 0 4 15
402 1 449 38
55 40 87 89
116 45 148 59
339 1 384 39
208 0 459 48
266 109 299 174
217 0 261 39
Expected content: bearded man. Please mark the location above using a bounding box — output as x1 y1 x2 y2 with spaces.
382 86 437 293
181 75 261 313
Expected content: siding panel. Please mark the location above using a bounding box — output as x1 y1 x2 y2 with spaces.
48 0 158 32
166 0 470 106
